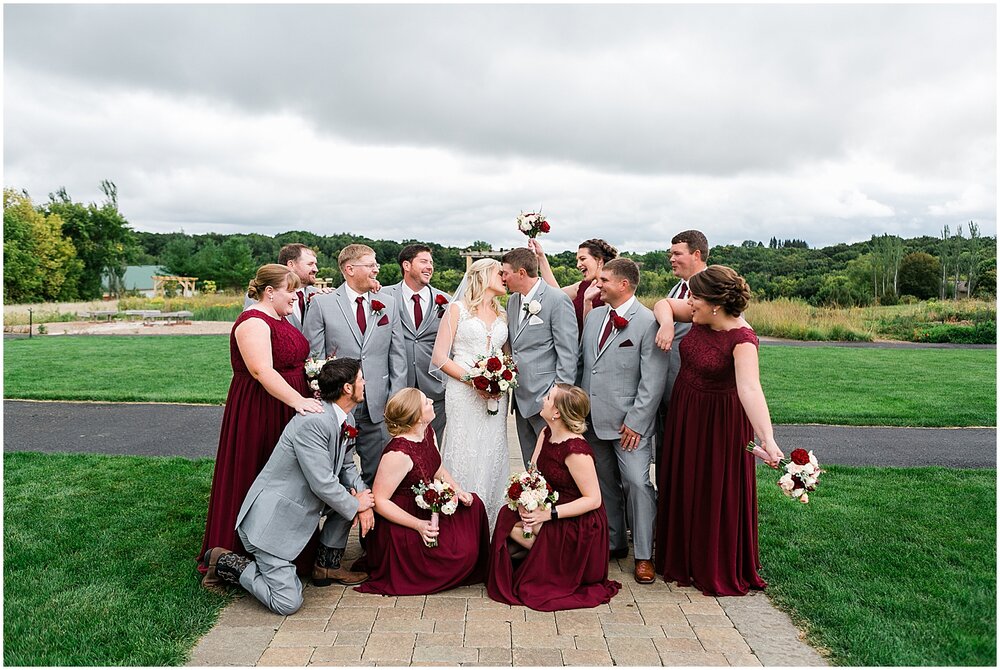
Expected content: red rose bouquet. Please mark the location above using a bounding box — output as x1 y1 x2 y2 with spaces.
412 479 458 547
516 211 551 239
505 466 559 538
304 355 336 400
462 349 518 415
747 442 824 504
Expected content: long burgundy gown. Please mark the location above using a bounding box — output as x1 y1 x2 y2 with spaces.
355 426 490 595
572 280 604 336
654 324 767 596
487 429 621 611
197 309 316 574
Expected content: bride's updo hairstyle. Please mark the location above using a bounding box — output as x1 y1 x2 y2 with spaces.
687 265 752 316
463 258 503 316
552 383 590 435
384 388 425 437
578 239 618 264
247 264 300 301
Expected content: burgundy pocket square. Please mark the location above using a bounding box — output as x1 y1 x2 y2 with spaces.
619 339 634 347
377 315 390 327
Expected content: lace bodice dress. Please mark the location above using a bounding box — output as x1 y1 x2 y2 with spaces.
440 302 510 531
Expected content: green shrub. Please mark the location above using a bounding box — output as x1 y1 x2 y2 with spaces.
913 321 996 344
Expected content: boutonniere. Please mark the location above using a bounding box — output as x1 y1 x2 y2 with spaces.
340 422 358 445
523 300 542 316
434 294 449 317
370 299 386 317
611 313 629 331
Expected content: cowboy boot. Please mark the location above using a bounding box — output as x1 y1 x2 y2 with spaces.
201 547 230 589
215 551 252 585
312 545 368 587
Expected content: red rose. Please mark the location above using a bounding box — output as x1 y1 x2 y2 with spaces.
434 294 448 306
792 475 805 490
507 482 523 499
370 300 386 312
611 313 629 330
473 376 490 391
488 380 501 394
790 449 810 465
539 221 551 233
501 370 513 381
425 489 440 504
486 356 503 372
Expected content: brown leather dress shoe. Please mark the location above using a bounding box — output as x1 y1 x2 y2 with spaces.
634 559 655 584
313 564 369 587
201 547 232 590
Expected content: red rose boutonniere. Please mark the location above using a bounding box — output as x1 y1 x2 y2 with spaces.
341 422 359 447
370 300 386 317
434 294 449 317
611 313 629 331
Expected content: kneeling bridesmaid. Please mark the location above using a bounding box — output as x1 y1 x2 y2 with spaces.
487 383 621 611
355 388 490 596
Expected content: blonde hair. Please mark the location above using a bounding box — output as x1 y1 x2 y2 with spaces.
384 388 425 437
552 383 589 435
338 243 376 269
247 264 300 301
462 258 503 316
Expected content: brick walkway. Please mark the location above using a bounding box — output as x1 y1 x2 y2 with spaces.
187 417 826 667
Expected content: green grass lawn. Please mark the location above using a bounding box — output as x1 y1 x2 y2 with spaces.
4 335 996 426
3 452 232 666
757 464 996 666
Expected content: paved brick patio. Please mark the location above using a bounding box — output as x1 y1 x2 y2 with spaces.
187 417 826 667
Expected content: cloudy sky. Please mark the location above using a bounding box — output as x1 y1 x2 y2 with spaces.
4 4 996 252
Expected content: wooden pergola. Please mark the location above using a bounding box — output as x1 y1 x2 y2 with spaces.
151 275 197 298
459 248 510 272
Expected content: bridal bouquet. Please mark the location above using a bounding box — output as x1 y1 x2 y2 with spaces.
505 467 558 539
747 442 824 504
516 211 550 239
462 350 518 415
304 355 336 399
412 479 459 547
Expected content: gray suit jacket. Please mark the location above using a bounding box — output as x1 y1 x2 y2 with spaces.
579 299 669 441
302 285 408 421
244 285 319 332
382 282 451 401
236 405 365 561
506 281 579 418
663 279 693 404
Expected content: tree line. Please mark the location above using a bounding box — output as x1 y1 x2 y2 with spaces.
4 183 996 306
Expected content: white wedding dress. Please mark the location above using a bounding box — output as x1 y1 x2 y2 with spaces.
440 302 510 531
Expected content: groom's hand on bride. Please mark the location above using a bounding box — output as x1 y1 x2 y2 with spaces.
619 424 641 451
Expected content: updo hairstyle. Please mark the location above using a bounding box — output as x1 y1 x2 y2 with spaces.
578 239 618 264
384 388 426 437
551 383 590 435
247 264 301 301
687 265 751 316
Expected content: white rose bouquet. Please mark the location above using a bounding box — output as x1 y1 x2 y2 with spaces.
505 467 558 538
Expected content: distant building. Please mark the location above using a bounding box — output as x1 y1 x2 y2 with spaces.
103 265 162 298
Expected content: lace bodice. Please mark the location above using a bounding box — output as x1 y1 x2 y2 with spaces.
384 426 442 494
677 325 759 393
537 428 595 505
231 310 308 377
451 302 508 367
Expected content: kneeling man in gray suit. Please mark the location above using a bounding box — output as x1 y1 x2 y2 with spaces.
579 258 669 584
201 358 375 615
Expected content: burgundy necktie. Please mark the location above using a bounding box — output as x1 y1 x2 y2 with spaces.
598 311 616 349
356 296 367 335
677 282 688 300
411 294 423 329
298 290 306 319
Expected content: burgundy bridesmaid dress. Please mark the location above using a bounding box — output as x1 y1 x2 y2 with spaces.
654 324 768 596
572 280 604 336
487 428 621 611
355 426 490 595
197 309 316 574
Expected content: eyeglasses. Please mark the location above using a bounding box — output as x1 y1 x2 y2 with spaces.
350 262 380 270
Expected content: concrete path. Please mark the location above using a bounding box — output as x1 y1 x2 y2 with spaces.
186 416 826 667
5 400 995 468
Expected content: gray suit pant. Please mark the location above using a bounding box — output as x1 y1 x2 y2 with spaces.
587 431 657 561
238 528 303 616
428 395 447 446
318 506 355 550
514 409 547 467
354 399 390 490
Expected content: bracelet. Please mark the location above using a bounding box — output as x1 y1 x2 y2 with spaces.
550 505 559 520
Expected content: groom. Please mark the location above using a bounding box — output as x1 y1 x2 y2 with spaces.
501 247 579 465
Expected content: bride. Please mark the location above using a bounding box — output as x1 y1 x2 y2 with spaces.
430 258 510 529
